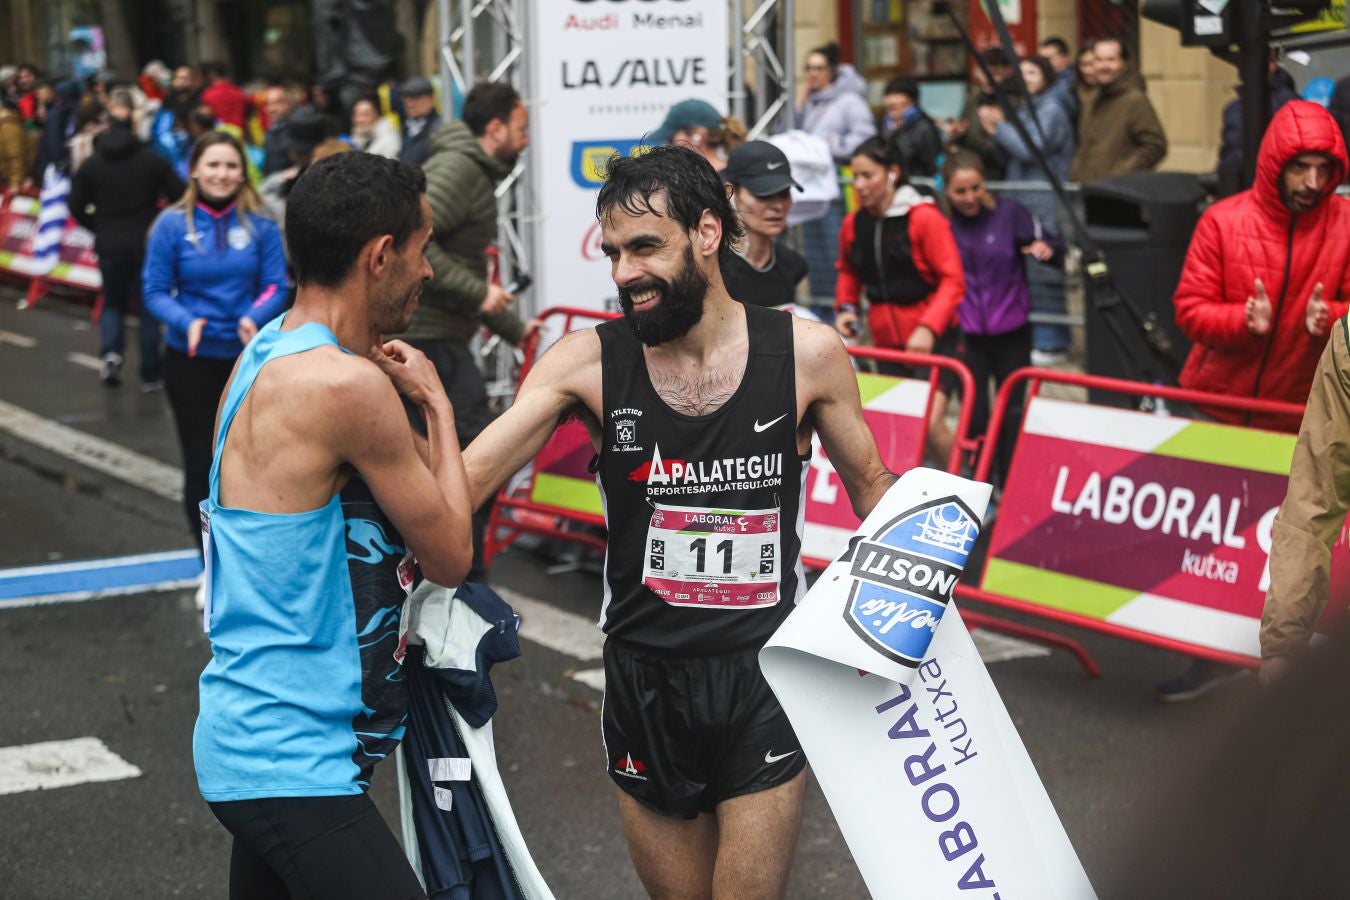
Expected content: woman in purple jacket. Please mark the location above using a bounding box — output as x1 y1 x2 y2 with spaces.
942 151 1061 483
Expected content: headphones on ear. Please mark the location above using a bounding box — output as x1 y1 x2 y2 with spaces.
887 172 897 187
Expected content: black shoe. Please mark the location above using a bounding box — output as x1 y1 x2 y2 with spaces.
99 353 123 386
1155 659 1243 703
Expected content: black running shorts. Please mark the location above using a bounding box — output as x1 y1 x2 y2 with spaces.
600 638 806 820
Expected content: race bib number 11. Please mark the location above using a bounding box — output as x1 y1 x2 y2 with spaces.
644 502 780 609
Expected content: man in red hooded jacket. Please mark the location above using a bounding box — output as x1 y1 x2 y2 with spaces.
1173 99 1350 433
1159 100 1350 702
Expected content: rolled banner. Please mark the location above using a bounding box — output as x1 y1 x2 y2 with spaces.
760 468 1097 899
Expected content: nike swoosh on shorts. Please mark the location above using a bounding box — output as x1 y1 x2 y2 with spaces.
764 749 798 764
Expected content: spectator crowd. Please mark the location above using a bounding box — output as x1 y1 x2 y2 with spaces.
1 30 1348 694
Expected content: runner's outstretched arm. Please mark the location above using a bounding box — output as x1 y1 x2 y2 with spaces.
463 329 601 508
797 320 896 519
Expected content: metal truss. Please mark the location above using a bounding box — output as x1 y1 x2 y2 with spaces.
437 0 533 303
732 0 795 138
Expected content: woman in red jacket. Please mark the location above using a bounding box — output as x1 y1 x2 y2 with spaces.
834 136 966 461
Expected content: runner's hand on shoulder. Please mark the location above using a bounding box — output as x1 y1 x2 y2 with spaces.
368 339 450 411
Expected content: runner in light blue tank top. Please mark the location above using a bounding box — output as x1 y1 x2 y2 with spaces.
194 316 369 801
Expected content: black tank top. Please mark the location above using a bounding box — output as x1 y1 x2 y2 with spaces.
595 303 809 655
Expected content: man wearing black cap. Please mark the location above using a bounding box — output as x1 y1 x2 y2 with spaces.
720 141 809 308
399 77 441 167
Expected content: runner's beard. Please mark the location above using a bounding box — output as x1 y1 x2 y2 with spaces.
618 245 709 347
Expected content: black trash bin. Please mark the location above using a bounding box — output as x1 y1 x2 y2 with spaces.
1081 172 1205 403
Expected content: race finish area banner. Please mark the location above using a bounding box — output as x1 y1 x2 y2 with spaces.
761 468 1096 898
982 396 1350 659
528 0 729 314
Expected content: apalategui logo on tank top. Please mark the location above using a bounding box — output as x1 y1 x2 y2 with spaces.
629 444 785 497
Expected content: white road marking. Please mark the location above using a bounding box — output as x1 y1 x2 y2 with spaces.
970 629 1053 664
496 586 604 662
65 352 104 372
0 329 36 348
0 737 142 795
0 398 182 501
571 668 607 692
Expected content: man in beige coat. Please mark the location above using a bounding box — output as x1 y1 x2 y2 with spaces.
1071 38 1168 182
1260 314 1350 682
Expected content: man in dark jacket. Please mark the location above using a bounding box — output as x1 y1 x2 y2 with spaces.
68 92 185 388
1217 63 1298 196
396 80 533 581
398 77 441 168
881 77 941 177
260 84 296 176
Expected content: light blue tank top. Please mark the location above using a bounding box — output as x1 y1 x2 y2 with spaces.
193 316 366 801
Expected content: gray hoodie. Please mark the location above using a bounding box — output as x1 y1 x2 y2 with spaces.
795 64 878 164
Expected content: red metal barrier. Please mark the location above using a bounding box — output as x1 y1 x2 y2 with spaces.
0 186 103 314
956 367 1324 675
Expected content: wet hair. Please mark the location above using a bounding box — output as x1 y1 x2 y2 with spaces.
1021 55 1057 91
595 144 744 258
285 151 427 287
809 42 840 70
1039 37 1071 57
462 80 521 137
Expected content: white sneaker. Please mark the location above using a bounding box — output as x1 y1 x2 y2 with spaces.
194 580 207 611
1030 349 1069 367
99 352 123 386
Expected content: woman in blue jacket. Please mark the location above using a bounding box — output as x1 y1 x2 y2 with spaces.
943 151 1061 485
142 131 287 561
